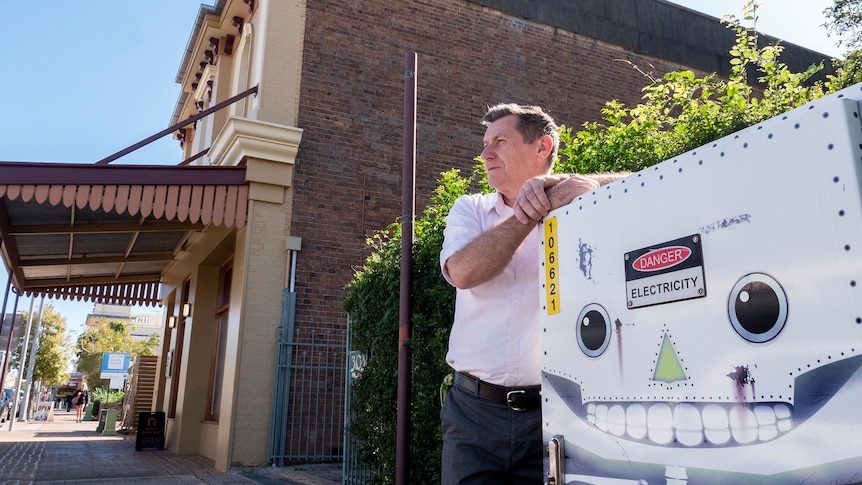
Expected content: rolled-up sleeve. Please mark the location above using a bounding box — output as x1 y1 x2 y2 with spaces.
440 194 490 285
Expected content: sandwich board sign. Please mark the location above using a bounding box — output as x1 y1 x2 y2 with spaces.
540 83 862 483
136 411 166 451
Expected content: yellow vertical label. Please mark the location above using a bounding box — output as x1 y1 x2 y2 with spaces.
544 217 560 315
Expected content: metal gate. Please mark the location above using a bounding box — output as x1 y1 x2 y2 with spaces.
343 319 372 484
269 289 346 466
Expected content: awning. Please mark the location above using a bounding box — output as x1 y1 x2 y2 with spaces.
0 162 248 306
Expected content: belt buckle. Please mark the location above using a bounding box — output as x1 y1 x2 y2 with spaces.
506 390 527 411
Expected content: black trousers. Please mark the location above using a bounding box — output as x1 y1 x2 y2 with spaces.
441 384 544 484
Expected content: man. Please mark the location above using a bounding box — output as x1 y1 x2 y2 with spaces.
439 103 624 484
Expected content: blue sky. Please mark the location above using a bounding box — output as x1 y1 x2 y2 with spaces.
0 0 846 338
1 1 209 338
1 1 210 165
667 0 844 57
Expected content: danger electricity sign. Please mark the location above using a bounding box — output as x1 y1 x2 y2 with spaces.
624 234 706 309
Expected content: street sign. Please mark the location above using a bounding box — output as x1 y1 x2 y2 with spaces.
100 352 131 383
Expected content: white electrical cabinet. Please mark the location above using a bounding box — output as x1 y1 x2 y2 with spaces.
540 83 862 484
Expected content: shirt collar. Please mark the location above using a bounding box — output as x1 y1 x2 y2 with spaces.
486 191 512 218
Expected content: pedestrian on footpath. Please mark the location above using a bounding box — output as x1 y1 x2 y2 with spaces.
70 382 89 423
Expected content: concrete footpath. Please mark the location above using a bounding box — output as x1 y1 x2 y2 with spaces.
0 409 341 484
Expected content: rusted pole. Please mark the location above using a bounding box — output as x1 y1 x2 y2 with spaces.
396 52 417 485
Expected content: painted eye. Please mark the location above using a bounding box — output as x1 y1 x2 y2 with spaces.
577 303 611 357
728 273 788 343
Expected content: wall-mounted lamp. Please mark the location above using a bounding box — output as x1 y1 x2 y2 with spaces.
168 316 176 329
182 303 192 318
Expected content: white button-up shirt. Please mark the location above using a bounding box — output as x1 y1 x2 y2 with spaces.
440 191 542 387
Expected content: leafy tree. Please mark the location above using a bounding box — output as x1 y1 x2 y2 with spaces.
824 0 862 87
344 171 469 484
828 48 862 88
13 304 74 387
825 0 862 50
75 320 159 388
559 2 826 174
344 3 836 482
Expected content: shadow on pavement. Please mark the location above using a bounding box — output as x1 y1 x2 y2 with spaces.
0 409 340 484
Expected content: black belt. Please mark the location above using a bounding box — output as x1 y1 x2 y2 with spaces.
453 371 541 411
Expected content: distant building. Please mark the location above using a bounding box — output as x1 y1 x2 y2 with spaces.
55 372 85 400
85 304 164 354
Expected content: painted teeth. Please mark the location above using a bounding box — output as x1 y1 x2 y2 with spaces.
586 402 793 446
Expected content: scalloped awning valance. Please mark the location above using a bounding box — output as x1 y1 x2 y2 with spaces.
0 183 248 229
0 162 248 306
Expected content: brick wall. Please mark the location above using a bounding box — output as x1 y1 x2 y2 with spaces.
289 0 697 340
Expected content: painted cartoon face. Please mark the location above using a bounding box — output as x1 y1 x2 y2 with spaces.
540 89 862 481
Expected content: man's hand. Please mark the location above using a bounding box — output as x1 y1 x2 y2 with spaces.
513 174 601 224
546 175 601 212
512 174 568 224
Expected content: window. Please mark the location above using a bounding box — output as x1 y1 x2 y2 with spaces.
206 263 232 421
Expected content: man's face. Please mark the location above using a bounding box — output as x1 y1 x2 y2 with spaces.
481 114 548 203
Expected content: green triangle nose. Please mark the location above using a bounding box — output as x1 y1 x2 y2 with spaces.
653 333 687 383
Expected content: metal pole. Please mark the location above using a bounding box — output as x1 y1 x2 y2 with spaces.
95 85 259 165
20 297 45 422
9 297 36 430
0 285 18 395
0 267 12 356
396 51 417 485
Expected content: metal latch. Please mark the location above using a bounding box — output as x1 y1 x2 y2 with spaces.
546 434 564 485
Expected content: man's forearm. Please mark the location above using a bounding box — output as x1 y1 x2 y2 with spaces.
546 171 631 210
588 171 630 186
444 215 536 289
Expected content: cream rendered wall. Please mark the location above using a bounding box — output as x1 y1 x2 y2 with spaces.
254 0 305 127
163 228 237 458
218 0 306 466
160 224 233 455
173 265 218 455
214 224 249 469
162 0 306 469
204 56 236 165
162 290 179 450
230 22 256 119
221 192 292 467
200 422 220 459
207 122 302 467
155 294 176 420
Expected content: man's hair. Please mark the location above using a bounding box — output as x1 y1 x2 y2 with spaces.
482 103 559 166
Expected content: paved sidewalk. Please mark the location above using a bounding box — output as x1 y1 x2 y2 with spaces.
0 409 341 484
